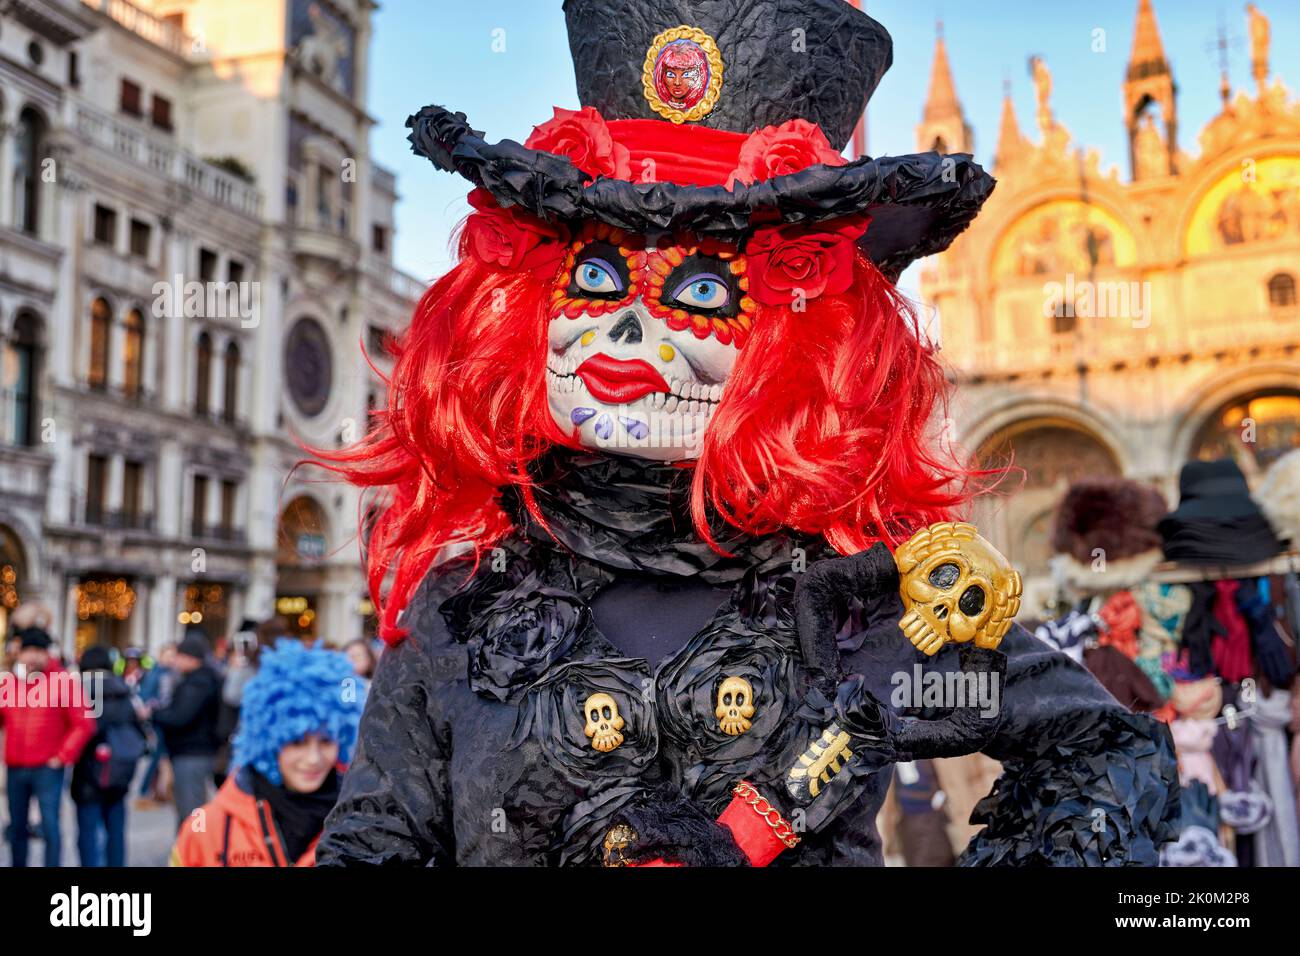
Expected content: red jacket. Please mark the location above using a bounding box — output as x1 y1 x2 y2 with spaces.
0 670 96 768
170 773 319 867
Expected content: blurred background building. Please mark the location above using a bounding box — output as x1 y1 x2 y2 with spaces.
922 0 1300 612
0 0 421 652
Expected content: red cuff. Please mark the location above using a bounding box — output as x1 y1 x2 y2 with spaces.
716 781 800 867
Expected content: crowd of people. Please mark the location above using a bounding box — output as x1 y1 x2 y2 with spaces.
0 604 377 867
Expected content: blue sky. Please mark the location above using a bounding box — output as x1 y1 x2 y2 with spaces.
367 0 1299 292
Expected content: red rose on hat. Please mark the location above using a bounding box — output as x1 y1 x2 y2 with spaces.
465 189 567 273
727 119 847 190
525 106 632 181
745 216 869 305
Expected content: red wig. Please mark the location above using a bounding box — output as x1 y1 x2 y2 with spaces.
319 230 984 643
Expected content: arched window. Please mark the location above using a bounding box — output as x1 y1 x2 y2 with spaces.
123 309 144 399
195 332 212 415
1268 273 1297 309
3 312 41 446
1193 390 1300 472
222 341 240 424
88 297 111 390
12 108 46 235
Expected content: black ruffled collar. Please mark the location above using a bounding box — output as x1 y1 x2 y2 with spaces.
499 448 798 582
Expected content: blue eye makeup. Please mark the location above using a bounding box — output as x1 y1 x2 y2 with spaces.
575 258 623 295
670 273 729 311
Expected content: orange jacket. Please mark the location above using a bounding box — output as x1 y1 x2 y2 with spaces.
170 771 318 867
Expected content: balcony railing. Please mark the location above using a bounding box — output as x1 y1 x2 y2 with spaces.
84 510 155 532
202 525 248 545
80 0 192 57
950 310 1300 376
74 104 263 219
368 259 425 304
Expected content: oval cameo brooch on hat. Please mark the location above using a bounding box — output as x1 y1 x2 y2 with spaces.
642 26 724 123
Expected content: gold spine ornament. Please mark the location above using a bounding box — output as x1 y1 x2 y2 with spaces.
582 692 626 752
715 675 755 735
786 724 854 800
894 521 1023 657
642 26 725 124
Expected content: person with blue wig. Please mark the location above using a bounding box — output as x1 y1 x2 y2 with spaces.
170 640 363 866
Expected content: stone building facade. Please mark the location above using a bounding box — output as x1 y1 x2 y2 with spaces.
0 0 421 652
919 0 1300 612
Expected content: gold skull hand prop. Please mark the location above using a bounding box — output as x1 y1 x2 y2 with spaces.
895 522 1022 656
715 676 755 736
583 692 626 752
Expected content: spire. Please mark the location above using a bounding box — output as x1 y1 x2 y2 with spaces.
1128 0 1168 73
923 25 959 122
1123 0 1178 179
916 21 973 154
994 82 1027 171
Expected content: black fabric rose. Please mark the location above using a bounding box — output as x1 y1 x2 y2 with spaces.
655 610 806 810
511 658 659 787
464 586 589 703
441 540 606 703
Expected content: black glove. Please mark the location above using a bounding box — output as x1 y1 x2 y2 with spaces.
793 543 899 695
609 784 750 867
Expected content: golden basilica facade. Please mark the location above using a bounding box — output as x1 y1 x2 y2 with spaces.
921 0 1300 612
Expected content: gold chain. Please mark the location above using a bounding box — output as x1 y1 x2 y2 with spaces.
732 781 801 849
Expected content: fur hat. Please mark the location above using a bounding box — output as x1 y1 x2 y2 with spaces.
231 640 364 786
1051 477 1167 592
1255 448 1300 547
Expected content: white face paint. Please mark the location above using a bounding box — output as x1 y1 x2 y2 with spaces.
546 233 751 462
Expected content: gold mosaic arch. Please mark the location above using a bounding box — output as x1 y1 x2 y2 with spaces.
990 199 1137 281
1184 155 1300 257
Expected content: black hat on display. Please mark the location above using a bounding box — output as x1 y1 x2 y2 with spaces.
406 0 995 280
1158 459 1282 565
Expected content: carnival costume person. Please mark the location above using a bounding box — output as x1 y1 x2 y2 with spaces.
316 0 1178 867
171 641 363 867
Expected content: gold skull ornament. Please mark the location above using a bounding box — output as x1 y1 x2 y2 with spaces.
582 692 625 752
715 675 756 736
895 521 1022 656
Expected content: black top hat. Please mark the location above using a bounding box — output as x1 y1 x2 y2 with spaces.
407 0 994 280
1158 459 1282 565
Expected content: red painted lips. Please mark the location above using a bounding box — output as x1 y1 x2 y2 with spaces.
575 353 671 405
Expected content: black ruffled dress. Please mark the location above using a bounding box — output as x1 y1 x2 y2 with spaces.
317 449 1180 866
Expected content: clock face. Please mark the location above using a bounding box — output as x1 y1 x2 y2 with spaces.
284 317 333 417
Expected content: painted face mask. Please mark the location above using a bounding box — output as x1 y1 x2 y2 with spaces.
547 223 756 462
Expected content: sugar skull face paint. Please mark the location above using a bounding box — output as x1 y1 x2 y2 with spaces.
547 224 754 461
